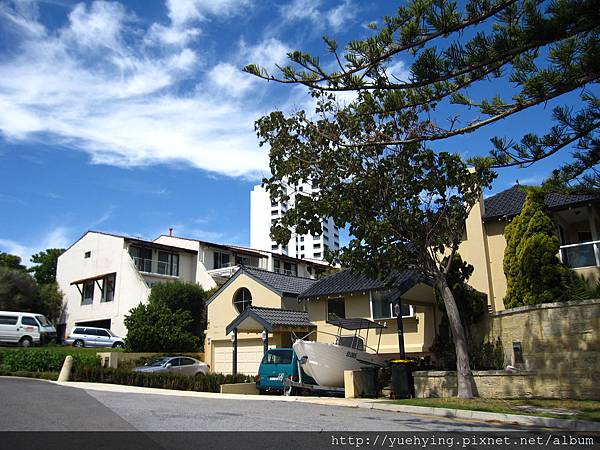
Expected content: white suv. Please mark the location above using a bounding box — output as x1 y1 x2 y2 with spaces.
64 326 125 348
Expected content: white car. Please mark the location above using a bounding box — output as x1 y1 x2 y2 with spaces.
64 326 125 348
0 311 57 347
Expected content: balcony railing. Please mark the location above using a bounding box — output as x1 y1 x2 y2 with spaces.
274 267 297 276
132 257 178 277
559 240 600 269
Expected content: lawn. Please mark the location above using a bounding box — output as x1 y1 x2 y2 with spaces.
385 398 600 422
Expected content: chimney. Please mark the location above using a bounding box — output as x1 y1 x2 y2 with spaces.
168 228 173 237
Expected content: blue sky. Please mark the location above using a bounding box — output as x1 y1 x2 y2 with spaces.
0 0 589 265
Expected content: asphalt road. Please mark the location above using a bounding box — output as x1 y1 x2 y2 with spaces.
0 377 521 432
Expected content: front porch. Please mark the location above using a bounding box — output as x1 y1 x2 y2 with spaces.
224 306 316 375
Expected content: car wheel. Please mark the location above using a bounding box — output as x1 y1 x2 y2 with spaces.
73 339 84 348
112 342 124 348
19 337 33 348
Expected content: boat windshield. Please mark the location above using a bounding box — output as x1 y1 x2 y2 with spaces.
336 335 364 351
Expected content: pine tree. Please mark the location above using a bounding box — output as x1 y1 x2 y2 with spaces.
503 189 568 308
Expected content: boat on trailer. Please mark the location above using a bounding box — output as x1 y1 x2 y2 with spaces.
291 316 387 389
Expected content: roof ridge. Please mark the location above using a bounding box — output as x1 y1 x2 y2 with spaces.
243 265 317 281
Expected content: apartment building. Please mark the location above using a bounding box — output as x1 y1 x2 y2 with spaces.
250 183 340 260
56 231 330 338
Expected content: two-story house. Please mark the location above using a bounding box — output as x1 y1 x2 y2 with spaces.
56 231 330 339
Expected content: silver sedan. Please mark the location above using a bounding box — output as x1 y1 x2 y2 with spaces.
132 356 209 376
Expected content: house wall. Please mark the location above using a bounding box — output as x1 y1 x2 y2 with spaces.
204 273 284 369
57 232 149 338
57 232 200 338
154 235 218 290
305 284 437 357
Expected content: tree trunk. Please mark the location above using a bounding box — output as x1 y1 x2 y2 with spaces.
436 274 476 398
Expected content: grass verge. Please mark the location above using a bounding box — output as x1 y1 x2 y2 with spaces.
385 398 600 422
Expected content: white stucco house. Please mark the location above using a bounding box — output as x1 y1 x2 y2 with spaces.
56 230 330 340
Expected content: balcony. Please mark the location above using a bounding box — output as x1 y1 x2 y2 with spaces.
559 241 600 269
132 257 179 277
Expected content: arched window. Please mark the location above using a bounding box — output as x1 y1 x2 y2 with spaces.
233 288 252 313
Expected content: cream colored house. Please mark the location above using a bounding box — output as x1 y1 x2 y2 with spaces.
206 266 438 375
460 185 600 312
204 266 317 374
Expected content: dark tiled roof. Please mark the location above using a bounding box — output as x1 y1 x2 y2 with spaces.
483 186 599 221
225 306 314 333
244 267 317 296
299 269 425 299
249 307 313 328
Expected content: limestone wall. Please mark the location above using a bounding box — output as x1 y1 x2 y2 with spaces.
418 299 600 399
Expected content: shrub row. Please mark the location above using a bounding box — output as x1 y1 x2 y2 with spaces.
0 348 99 372
71 365 254 392
0 368 58 381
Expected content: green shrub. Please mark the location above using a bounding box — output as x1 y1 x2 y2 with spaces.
124 302 200 352
0 368 58 380
0 348 99 372
71 365 253 392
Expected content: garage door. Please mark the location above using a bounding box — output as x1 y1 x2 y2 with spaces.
213 339 265 375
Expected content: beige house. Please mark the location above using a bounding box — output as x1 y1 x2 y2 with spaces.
205 266 437 375
460 185 600 312
204 267 317 374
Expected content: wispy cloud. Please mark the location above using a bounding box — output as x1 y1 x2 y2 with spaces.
0 226 72 266
0 0 269 179
279 0 357 32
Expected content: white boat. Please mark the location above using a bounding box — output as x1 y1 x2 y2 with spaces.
292 316 387 388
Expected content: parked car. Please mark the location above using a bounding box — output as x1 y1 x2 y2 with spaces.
64 326 125 348
256 348 299 394
0 311 57 347
132 356 209 376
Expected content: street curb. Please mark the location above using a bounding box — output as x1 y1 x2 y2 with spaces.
48 380 600 431
363 402 600 432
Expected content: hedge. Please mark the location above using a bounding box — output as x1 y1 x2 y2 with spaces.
71 365 254 392
0 348 99 372
0 368 58 381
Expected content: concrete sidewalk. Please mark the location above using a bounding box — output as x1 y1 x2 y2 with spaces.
57 380 600 432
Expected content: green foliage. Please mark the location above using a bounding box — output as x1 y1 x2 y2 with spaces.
0 369 58 381
0 252 26 271
503 189 569 308
31 282 64 322
431 255 496 370
28 248 64 284
0 266 37 311
124 302 200 353
70 365 253 392
246 0 600 188
147 281 208 337
469 338 506 371
435 255 488 333
0 348 99 372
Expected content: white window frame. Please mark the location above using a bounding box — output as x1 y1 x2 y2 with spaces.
369 291 414 320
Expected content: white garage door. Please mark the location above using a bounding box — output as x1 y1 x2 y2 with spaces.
213 339 264 375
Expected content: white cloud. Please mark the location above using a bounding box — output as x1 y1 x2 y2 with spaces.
207 62 255 98
0 0 270 179
0 227 72 267
147 0 252 45
280 0 357 32
242 37 290 70
326 0 356 32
